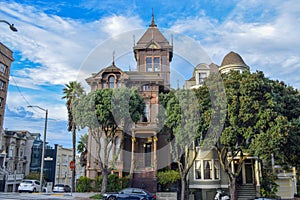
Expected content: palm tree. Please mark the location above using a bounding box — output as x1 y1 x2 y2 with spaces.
62 81 85 192
77 133 88 176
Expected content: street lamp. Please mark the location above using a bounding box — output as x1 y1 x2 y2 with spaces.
28 105 48 192
0 20 17 32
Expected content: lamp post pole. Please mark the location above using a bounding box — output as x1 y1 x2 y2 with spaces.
28 106 48 192
0 20 17 32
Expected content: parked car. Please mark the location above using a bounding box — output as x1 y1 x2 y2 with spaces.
18 179 41 193
52 184 71 192
102 188 156 200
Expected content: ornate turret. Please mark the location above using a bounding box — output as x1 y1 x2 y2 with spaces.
219 51 249 73
133 13 173 89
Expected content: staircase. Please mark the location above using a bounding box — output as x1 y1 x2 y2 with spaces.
237 184 257 200
132 171 157 193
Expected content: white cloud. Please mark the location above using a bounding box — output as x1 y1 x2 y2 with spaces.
170 0 300 89
0 2 144 88
0 2 144 128
1 0 300 147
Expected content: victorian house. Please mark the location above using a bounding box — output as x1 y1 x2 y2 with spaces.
186 52 261 200
0 130 34 192
85 15 172 192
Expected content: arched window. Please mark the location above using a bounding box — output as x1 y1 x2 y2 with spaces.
109 76 115 88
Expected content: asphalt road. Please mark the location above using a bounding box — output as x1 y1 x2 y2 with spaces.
0 192 95 200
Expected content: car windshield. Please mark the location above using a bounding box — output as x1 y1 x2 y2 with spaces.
120 188 132 194
23 180 33 184
142 189 151 194
55 184 64 187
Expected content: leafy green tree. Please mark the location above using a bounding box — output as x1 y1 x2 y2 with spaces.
159 89 201 200
72 87 144 194
205 70 300 199
62 81 85 192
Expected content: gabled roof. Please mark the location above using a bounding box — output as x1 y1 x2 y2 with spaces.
86 62 124 83
134 14 172 49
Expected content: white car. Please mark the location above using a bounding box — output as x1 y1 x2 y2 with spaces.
18 179 41 193
52 184 71 192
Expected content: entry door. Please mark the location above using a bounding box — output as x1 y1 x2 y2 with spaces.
144 143 151 167
245 163 254 184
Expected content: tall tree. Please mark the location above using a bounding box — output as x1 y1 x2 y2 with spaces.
62 81 85 192
77 133 88 172
72 87 144 194
159 89 201 200
205 70 300 199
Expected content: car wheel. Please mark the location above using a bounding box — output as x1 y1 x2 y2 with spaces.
108 196 117 200
33 188 36 193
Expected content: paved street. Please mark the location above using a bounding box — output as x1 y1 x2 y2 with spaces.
0 192 95 200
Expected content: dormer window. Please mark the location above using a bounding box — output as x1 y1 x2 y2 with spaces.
109 76 115 88
198 72 207 85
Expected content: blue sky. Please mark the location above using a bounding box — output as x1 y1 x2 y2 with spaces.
0 0 299 148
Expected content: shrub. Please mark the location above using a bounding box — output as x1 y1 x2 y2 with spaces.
95 176 103 192
157 170 180 191
76 176 93 192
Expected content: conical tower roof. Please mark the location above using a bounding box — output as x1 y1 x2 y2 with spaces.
134 13 172 49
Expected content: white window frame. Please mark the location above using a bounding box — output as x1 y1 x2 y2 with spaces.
194 159 220 181
146 56 161 72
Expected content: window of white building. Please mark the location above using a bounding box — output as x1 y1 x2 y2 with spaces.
194 159 220 180
198 72 207 85
195 160 201 179
204 160 212 179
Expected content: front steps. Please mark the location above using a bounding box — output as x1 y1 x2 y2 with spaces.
237 184 257 200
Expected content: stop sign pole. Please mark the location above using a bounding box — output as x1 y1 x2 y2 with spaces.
70 161 75 195
70 161 75 171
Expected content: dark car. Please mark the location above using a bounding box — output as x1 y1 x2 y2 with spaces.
102 188 156 200
52 184 71 192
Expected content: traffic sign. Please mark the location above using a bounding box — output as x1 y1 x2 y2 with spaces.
70 161 75 170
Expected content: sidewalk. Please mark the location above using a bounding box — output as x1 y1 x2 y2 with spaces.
43 192 97 199
72 192 97 199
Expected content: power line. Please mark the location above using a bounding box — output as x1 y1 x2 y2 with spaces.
0 51 34 111
10 75 32 106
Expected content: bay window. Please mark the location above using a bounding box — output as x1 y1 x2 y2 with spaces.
194 159 220 180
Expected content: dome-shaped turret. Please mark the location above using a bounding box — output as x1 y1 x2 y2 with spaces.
221 51 246 67
219 51 249 74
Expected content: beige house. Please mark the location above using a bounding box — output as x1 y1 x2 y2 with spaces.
186 52 260 200
54 145 73 186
